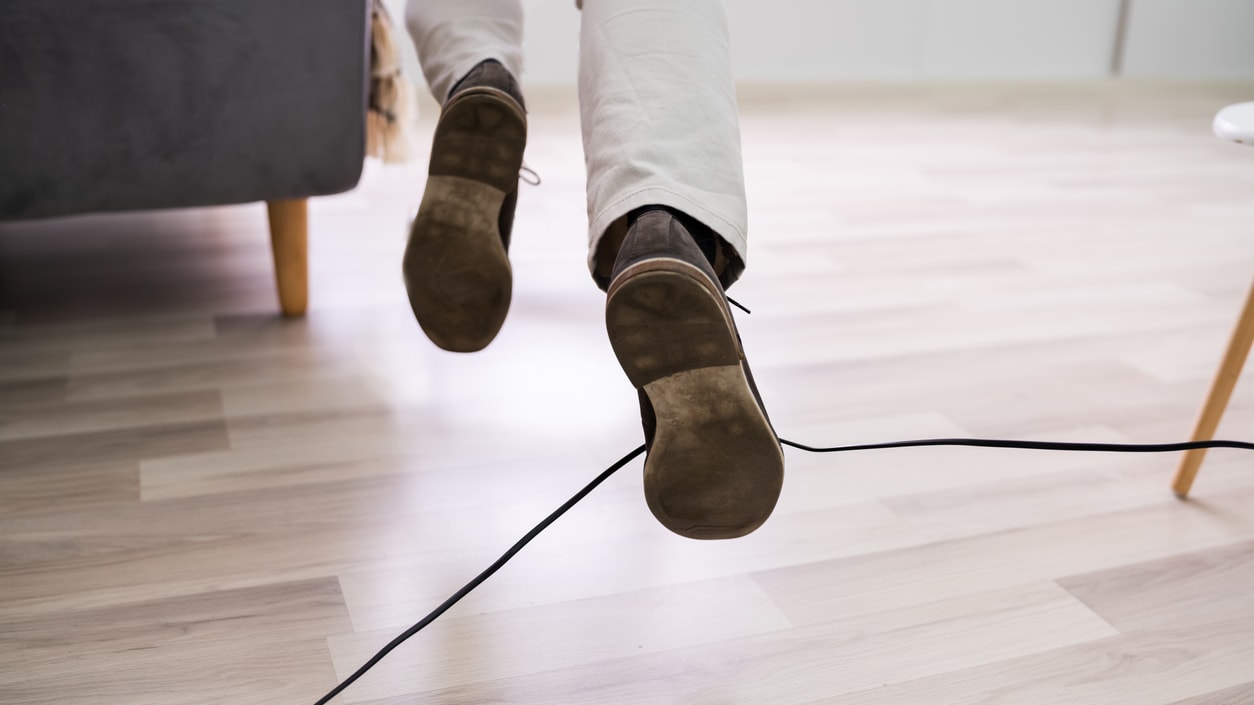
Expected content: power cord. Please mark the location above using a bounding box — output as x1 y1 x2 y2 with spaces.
311 435 1253 704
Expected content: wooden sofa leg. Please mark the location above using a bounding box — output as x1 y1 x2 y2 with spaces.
266 199 309 317
1172 277 1254 498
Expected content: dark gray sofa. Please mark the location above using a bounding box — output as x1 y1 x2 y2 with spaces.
0 0 372 316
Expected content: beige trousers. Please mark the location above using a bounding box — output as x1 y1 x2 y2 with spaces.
406 0 749 280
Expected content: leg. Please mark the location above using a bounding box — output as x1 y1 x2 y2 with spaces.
266 198 308 317
405 0 524 106
579 0 749 288
579 0 783 540
1172 277 1254 497
403 0 527 351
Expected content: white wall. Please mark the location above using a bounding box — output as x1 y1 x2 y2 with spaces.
1121 0 1254 79
389 0 1254 88
722 0 926 81
918 0 1121 78
509 0 1123 83
727 0 1122 81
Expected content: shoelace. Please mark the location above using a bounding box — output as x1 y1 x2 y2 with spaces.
313 433 1254 705
519 164 541 186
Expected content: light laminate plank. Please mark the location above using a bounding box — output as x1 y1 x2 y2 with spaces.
882 454 1254 536
0 419 229 477
0 315 216 354
327 575 791 700
0 578 349 705
335 498 900 634
752 486 1254 628
0 350 69 384
64 352 352 402
0 459 137 518
338 582 1115 705
0 377 67 408
1058 540 1254 632
0 390 225 442
805 616 1254 705
1168 682 1254 705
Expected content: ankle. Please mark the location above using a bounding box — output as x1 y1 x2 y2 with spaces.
626 205 726 278
448 59 525 108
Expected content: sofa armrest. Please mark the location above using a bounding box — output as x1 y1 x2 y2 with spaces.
0 0 370 220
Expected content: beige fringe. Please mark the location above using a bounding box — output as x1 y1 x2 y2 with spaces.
367 0 417 163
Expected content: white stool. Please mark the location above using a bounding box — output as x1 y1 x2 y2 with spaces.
1172 102 1254 497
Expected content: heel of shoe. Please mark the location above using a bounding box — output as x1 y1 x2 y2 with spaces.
607 261 783 539
403 175 512 352
641 364 784 540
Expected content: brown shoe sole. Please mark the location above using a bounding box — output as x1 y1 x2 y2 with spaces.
403 87 526 352
606 258 784 539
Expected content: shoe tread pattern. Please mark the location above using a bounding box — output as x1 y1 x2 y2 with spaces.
403 89 526 352
607 262 784 539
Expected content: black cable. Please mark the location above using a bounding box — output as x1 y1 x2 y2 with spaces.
778 437 1254 454
312 434 1250 705
312 444 645 705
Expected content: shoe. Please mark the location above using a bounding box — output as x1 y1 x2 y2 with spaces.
605 209 784 539
403 60 527 352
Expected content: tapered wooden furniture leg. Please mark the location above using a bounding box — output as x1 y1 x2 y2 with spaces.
266 198 309 317
1173 277 1254 498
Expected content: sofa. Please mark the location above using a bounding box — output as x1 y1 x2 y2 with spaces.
0 0 372 316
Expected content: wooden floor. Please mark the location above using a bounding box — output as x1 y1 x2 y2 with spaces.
3 83 1254 705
